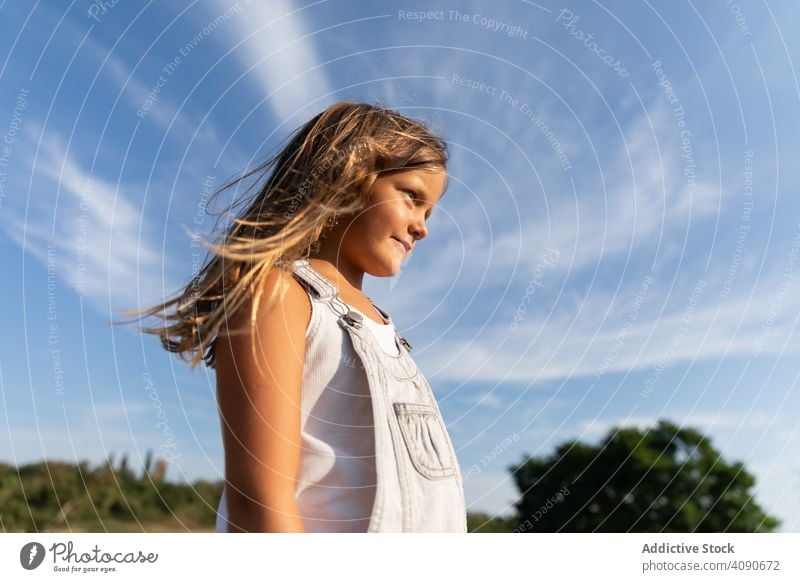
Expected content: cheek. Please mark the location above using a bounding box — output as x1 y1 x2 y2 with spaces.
377 201 406 226
359 205 400 236
342 213 381 249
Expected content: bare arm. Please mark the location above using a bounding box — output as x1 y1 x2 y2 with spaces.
215 268 310 532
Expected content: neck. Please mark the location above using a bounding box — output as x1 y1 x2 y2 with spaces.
306 221 366 292
306 255 365 293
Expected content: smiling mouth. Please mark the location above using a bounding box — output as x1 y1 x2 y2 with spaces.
392 237 408 254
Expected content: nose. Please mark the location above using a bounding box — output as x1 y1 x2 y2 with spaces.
410 213 428 241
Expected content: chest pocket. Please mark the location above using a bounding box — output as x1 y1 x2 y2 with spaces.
393 402 457 480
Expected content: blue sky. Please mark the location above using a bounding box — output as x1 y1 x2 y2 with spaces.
1 1 799 531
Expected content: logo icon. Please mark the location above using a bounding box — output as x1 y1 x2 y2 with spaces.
20 542 46 570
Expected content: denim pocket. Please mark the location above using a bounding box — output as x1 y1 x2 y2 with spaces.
393 402 456 480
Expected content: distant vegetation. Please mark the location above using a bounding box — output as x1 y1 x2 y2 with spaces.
0 451 222 532
0 421 780 532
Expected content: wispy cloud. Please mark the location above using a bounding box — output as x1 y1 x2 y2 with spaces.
217 0 333 127
431 97 727 282
2 123 177 313
417 264 800 384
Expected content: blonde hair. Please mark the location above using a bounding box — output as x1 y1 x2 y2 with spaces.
118 100 448 369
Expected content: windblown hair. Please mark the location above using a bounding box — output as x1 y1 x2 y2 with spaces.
119 100 449 370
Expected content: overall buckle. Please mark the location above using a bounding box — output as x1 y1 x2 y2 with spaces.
341 310 363 329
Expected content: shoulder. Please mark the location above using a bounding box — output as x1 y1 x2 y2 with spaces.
219 265 312 353
214 265 311 408
252 266 312 339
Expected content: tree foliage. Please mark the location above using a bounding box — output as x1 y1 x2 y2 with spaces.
508 420 779 532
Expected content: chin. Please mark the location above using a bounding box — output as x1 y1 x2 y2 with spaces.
369 257 402 277
378 263 401 277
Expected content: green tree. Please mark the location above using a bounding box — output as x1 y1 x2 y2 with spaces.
508 420 780 532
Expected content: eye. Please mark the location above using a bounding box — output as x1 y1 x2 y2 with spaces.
401 188 433 220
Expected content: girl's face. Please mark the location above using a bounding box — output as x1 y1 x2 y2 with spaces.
329 167 447 281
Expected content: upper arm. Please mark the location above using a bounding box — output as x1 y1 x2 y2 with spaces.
214 267 311 530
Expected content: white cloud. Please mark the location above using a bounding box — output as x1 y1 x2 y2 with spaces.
3 123 178 313
413 262 800 385
217 0 334 128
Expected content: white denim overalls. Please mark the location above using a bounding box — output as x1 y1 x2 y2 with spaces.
215 258 467 532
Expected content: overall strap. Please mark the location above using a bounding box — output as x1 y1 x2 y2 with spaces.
287 259 362 328
288 259 338 300
287 258 412 351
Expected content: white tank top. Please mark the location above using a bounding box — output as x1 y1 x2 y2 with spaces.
347 304 401 356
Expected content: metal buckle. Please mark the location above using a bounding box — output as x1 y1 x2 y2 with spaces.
341 310 363 329
398 335 413 352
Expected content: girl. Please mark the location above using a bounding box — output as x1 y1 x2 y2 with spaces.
124 101 467 532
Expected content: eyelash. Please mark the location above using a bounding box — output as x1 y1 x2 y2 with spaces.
403 189 431 220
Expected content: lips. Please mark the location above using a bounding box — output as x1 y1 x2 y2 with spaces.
392 237 411 253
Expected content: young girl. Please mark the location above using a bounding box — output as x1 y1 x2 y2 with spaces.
125 101 467 532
